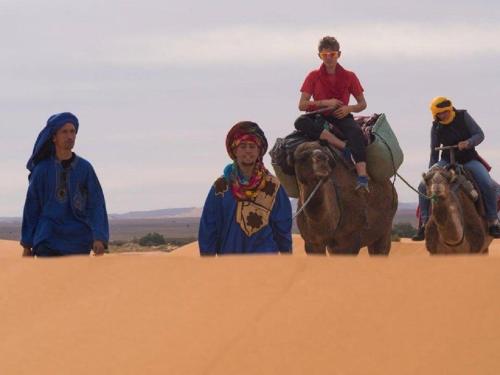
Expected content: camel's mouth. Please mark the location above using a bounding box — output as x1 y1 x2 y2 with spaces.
294 144 334 182
311 150 332 177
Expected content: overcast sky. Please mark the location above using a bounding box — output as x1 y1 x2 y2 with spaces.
1 0 499 216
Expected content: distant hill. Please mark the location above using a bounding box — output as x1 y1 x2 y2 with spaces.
109 202 417 221
109 207 202 220
0 203 419 241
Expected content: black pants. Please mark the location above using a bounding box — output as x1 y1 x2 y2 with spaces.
33 243 90 257
294 114 367 163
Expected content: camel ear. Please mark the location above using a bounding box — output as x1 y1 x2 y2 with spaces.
328 157 336 170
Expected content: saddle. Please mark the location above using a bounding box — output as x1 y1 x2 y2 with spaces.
270 113 404 197
270 114 380 175
327 113 379 145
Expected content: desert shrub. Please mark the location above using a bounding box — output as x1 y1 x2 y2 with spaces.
109 240 126 246
138 232 166 246
169 237 197 247
392 222 417 238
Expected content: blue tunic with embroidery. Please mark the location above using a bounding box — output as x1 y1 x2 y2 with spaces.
21 155 109 254
198 178 293 255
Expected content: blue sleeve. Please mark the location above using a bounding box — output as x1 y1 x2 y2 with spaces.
270 186 293 253
21 168 43 247
463 111 484 147
86 165 109 244
429 125 440 168
198 186 220 255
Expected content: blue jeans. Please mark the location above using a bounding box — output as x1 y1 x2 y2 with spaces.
418 159 499 223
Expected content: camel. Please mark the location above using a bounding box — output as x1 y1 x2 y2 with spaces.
423 166 492 254
291 141 397 255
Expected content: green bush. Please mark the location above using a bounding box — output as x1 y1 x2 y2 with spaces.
391 233 401 242
138 232 166 246
391 222 417 238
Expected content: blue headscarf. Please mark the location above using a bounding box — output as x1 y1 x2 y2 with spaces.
26 112 79 172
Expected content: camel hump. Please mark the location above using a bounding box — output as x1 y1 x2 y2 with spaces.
365 113 404 182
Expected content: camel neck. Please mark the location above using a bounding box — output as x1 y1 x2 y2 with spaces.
302 179 339 224
432 198 464 245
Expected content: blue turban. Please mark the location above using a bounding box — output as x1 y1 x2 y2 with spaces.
26 112 79 172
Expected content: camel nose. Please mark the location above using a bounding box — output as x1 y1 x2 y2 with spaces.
430 183 446 197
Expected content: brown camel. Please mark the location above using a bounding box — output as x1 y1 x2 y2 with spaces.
423 166 492 254
291 141 397 255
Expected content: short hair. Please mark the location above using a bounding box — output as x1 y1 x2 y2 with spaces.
318 36 340 52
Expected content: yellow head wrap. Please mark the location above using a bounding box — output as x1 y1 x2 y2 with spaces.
430 96 456 125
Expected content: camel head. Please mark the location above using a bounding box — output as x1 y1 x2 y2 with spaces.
422 166 457 200
291 141 335 184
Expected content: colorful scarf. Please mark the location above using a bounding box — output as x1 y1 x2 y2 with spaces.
224 161 269 201
230 133 263 153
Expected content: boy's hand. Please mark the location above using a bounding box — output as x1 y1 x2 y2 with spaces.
321 98 343 108
333 105 351 119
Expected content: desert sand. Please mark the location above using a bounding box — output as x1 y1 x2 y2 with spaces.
1 236 500 374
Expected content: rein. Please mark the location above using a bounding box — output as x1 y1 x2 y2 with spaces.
374 129 435 204
293 146 344 232
293 178 324 220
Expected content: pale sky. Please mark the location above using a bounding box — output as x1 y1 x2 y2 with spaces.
1 0 500 216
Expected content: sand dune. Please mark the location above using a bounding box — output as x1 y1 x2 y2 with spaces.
1 237 500 374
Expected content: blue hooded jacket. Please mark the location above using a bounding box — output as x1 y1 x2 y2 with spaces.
21 113 109 254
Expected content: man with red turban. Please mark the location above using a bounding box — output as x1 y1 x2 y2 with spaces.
198 121 292 254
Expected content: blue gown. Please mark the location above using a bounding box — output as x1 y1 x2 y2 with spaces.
198 176 292 255
21 155 109 255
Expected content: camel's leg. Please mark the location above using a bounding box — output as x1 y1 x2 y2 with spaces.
305 242 326 255
368 230 391 255
425 221 439 254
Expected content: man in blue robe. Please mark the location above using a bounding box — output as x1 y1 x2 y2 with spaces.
198 121 293 255
21 112 109 256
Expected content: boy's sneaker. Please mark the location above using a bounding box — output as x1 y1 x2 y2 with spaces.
355 176 370 193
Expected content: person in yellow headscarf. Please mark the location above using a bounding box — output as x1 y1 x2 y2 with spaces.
412 97 500 240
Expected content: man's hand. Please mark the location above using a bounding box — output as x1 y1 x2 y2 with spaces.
22 247 33 257
458 140 470 150
333 105 351 119
93 240 105 256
